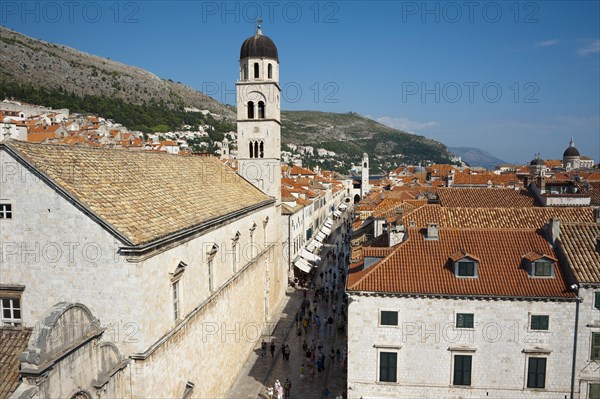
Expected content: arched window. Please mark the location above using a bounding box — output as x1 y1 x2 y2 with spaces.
254 63 259 79
268 64 272 79
254 141 259 159
247 101 254 119
259 141 264 158
258 101 265 119
243 64 248 80
249 141 254 158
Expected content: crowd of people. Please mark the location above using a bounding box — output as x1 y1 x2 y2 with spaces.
262 215 352 399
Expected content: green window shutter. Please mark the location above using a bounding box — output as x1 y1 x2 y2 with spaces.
589 384 600 399
531 315 549 331
379 352 397 382
594 292 600 310
381 311 398 326
592 333 600 360
453 355 472 386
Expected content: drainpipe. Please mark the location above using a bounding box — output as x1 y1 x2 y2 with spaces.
570 284 580 399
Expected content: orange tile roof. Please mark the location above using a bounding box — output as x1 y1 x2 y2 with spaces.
27 132 58 143
556 222 600 284
290 166 315 176
27 124 62 134
0 327 33 398
402 205 595 229
347 228 574 299
438 188 538 207
452 172 520 186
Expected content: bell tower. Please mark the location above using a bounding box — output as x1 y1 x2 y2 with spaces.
361 153 370 197
237 21 281 202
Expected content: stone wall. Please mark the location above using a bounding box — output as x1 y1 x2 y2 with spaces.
347 294 576 399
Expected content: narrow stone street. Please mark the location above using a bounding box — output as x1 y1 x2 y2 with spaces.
227 211 352 399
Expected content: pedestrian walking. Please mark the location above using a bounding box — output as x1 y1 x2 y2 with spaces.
283 378 292 398
261 340 267 357
276 383 284 399
266 385 274 399
322 386 330 399
284 344 291 361
300 363 305 382
270 340 276 358
281 343 286 360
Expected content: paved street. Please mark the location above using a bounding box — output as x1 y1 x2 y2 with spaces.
227 213 351 399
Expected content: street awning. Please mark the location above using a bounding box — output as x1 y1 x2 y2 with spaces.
316 232 326 242
321 226 332 236
333 210 342 218
301 248 321 263
339 203 348 210
294 257 312 273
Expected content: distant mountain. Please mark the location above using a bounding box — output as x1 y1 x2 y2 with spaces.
448 147 507 169
0 26 453 172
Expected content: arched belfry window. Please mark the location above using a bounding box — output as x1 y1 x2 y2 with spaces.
243 64 248 80
259 141 264 158
249 141 254 158
258 101 265 119
268 64 272 79
254 141 259 159
247 101 254 119
254 63 259 79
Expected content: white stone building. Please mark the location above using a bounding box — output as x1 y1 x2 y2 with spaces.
553 220 600 399
346 224 579 398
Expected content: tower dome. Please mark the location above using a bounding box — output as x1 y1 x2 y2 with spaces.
563 138 580 157
240 24 279 62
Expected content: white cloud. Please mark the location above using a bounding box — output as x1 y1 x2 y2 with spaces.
577 39 600 55
535 39 559 47
375 116 440 132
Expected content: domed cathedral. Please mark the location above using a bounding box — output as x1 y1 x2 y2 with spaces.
563 137 581 171
237 21 281 203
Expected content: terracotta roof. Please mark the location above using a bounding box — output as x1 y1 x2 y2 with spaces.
372 199 416 219
438 188 539 207
27 132 58 143
590 182 600 206
452 172 520 186
347 228 574 299
28 124 62 134
0 327 32 398
3 141 272 246
556 223 600 284
290 166 315 176
402 205 595 229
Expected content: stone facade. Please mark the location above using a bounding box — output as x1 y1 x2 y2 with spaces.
347 294 576 399
1 146 285 398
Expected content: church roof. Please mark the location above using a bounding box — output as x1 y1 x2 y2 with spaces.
563 138 580 157
2 141 273 246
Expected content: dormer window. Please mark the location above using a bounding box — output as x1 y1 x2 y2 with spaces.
450 251 479 278
457 261 477 277
524 252 557 278
533 260 553 277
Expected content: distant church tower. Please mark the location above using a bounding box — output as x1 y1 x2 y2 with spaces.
237 22 281 202
562 137 581 171
361 153 370 197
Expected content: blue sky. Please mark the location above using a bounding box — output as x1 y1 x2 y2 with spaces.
2 0 599 164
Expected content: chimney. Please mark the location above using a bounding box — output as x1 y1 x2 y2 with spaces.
548 218 560 245
426 223 439 240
